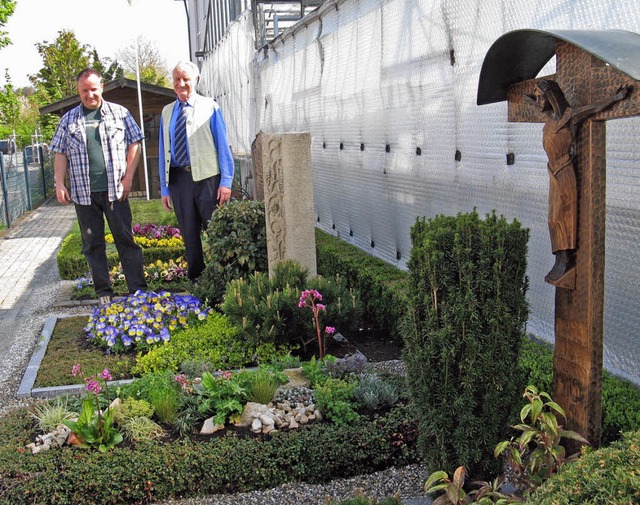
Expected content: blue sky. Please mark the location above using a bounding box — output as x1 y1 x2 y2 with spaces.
1 0 190 87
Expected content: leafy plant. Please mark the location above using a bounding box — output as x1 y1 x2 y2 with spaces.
197 370 248 425
194 199 269 306
63 365 123 452
302 354 337 388
314 377 360 427
494 385 589 488
424 466 520 505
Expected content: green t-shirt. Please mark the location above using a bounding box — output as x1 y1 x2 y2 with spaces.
83 106 108 192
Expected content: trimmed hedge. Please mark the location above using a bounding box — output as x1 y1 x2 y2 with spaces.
57 232 185 280
315 229 409 342
0 403 419 504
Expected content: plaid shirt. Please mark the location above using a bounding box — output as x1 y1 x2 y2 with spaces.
50 100 144 205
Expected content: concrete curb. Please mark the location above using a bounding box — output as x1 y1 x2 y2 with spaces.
17 315 133 399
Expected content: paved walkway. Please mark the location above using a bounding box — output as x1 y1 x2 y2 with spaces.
0 197 77 399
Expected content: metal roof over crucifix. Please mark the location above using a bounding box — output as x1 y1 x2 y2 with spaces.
477 29 640 105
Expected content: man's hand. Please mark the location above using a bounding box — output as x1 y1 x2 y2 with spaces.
56 185 71 205
120 173 133 202
218 186 231 205
162 195 173 212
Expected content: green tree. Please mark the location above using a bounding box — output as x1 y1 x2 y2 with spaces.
0 70 20 132
89 49 124 82
116 36 170 87
30 29 92 102
0 0 16 50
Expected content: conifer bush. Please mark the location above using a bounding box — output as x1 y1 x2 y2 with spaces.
401 210 530 479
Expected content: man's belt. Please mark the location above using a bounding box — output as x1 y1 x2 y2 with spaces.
170 165 191 172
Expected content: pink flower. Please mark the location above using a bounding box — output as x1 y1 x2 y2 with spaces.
218 369 232 380
86 379 102 395
71 364 82 377
98 369 113 381
325 326 335 334
316 303 325 312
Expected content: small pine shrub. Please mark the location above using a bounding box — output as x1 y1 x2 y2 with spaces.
220 260 363 356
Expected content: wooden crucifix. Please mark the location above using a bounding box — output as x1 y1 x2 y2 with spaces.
506 40 640 448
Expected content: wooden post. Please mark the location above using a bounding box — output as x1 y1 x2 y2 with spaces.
507 41 640 447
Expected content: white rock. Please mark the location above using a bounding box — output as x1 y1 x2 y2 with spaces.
251 418 262 433
200 417 225 435
259 413 275 426
237 402 270 427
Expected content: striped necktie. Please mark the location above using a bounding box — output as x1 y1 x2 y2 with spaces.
173 101 189 166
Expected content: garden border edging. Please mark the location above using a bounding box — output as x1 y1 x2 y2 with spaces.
17 315 133 399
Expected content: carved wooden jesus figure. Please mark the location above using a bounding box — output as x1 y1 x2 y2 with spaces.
524 80 630 286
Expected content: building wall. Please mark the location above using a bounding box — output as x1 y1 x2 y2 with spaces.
197 0 640 384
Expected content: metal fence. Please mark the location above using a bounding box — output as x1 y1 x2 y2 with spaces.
0 147 54 228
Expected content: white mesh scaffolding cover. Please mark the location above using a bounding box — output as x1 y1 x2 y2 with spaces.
203 0 640 384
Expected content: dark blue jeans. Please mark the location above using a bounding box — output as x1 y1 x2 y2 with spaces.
74 192 147 297
169 169 220 281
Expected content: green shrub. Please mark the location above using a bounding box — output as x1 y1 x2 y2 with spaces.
193 199 268 306
113 397 154 422
0 402 419 504
601 373 640 446
519 336 554 394
314 377 360 427
237 366 289 404
132 312 251 375
353 373 399 410
57 231 186 281
526 429 640 504
220 260 362 356
402 210 530 479
316 229 410 342
517 336 640 447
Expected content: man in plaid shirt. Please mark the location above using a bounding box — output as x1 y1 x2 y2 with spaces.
51 68 147 304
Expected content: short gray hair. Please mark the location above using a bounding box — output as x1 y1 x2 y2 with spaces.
173 60 200 80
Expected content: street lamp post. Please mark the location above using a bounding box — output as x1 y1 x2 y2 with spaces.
127 0 151 200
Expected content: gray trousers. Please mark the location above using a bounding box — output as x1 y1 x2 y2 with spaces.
74 192 147 297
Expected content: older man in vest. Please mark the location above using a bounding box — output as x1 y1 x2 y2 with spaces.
159 61 234 281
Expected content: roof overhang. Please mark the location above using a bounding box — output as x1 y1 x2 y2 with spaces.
39 77 175 115
477 29 640 105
